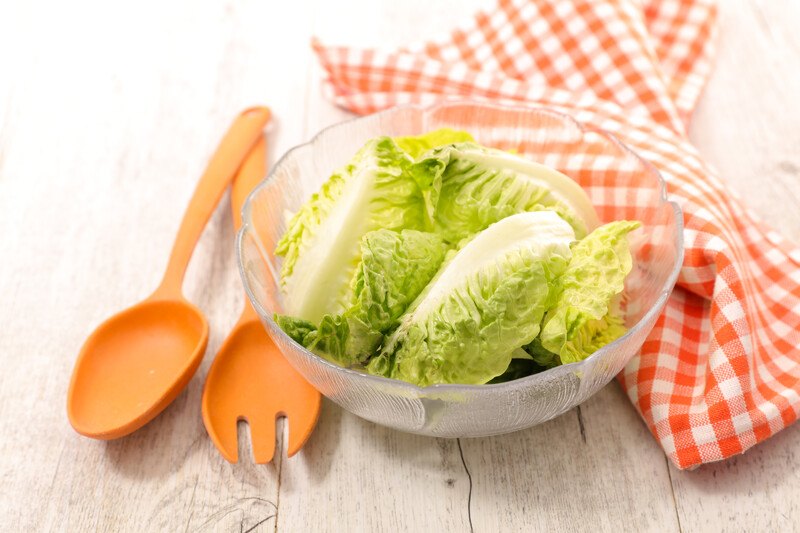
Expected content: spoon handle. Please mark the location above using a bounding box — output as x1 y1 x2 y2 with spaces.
230 135 268 324
231 135 267 231
156 106 271 298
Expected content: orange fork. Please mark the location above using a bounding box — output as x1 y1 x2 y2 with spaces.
202 126 321 463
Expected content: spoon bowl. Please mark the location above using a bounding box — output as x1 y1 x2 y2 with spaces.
67 107 272 440
68 298 207 439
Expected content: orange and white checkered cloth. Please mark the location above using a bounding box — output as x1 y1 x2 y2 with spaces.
311 0 800 469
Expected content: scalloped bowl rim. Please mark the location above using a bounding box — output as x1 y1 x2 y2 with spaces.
237 100 683 396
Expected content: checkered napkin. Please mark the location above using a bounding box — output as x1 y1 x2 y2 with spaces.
311 0 800 469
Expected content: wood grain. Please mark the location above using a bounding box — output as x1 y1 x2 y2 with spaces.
461 386 680 533
1 0 799 531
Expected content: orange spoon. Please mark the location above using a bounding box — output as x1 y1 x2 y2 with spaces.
202 134 321 464
68 107 272 439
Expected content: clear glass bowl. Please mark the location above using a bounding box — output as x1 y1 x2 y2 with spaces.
237 101 682 438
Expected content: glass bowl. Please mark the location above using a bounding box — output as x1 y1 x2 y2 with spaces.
237 101 682 438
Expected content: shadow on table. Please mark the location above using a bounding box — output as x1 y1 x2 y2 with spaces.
102 379 206 481
282 397 469 486
286 398 343 484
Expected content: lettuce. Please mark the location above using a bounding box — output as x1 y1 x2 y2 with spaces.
350 229 448 333
367 211 574 386
277 313 383 367
538 220 640 364
277 229 448 366
275 137 427 323
488 358 549 384
395 128 475 159
275 315 317 346
274 130 640 386
409 142 600 243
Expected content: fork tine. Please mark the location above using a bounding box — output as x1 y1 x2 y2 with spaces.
285 386 322 457
246 412 277 464
204 414 240 463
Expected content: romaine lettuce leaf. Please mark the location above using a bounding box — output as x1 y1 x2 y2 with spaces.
524 337 559 369
394 128 475 159
275 315 316 346
409 142 600 243
277 229 448 366
275 137 427 323
487 358 549 384
350 229 448 333
275 313 383 366
539 220 640 364
368 211 575 386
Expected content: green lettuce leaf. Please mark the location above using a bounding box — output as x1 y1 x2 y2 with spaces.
275 315 317 346
275 137 427 323
409 142 600 243
308 314 383 365
275 313 383 366
367 211 575 386
394 128 475 159
350 229 448 333
487 358 549 384
524 337 560 369
276 229 448 366
539 220 640 364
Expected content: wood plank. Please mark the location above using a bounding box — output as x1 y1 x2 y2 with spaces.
689 0 800 239
309 0 491 48
276 400 472 531
0 0 314 530
461 386 680 532
673 1 800 531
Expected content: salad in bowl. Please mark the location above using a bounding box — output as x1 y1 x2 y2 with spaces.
237 102 681 437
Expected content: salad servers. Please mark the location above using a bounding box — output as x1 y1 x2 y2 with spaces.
202 134 321 464
68 107 271 439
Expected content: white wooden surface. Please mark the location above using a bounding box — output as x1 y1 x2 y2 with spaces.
1 0 799 531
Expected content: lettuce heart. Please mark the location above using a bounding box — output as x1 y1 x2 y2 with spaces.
275 137 427 323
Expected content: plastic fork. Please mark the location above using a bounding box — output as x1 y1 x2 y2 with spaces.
202 130 321 464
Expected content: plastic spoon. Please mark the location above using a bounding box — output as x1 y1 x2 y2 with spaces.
202 134 321 464
67 107 272 439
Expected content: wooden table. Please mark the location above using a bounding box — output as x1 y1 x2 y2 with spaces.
2 0 799 531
